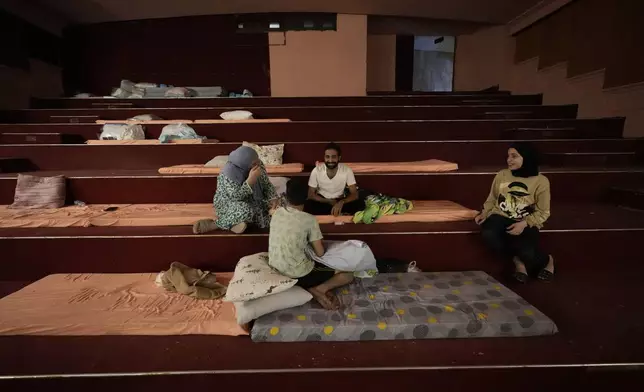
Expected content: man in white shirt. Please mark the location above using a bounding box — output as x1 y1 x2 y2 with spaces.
306 142 365 216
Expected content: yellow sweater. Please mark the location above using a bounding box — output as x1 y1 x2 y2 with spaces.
480 169 551 228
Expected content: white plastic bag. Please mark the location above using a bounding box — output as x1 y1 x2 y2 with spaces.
128 114 163 121
306 240 378 278
220 110 253 120
99 124 145 140
159 123 204 143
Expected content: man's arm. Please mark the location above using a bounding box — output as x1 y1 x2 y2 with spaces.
308 186 335 204
341 184 359 204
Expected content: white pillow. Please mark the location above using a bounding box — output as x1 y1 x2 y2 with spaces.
220 110 254 120
234 286 312 325
128 114 162 121
269 176 289 195
205 155 229 168
225 252 296 302
242 141 284 165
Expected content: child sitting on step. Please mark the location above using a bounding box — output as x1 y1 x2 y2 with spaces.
474 142 555 283
269 179 353 310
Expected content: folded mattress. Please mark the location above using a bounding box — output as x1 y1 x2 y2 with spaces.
251 271 558 342
0 272 247 336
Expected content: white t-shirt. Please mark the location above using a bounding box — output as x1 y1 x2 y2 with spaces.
308 163 357 199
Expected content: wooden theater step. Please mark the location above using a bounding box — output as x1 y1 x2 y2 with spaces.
0 139 640 171
1 168 642 206
0 104 579 123
0 118 624 142
0 205 642 388
544 152 642 167
0 132 63 144
1 202 642 278
30 94 543 109
606 187 644 210
0 157 32 173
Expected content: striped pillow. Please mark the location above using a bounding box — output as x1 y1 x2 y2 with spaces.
9 174 66 209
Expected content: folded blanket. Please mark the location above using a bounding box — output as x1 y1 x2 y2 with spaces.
158 163 304 175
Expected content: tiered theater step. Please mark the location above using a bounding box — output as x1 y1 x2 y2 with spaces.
0 207 642 388
1 168 641 206
1 139 640 170
0 158 32 173
0 132 65 144
30 94 543 108
545 152 643 167
0 118 624 143
1 203 642 280
606 187 644 210
0 104 579 123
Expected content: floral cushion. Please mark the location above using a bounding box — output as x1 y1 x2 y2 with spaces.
242 141 284 165
224 252 297 302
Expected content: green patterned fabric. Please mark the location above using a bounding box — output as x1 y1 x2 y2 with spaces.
214 172 276 230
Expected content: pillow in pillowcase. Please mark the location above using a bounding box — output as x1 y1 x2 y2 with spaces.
225 252 296 302
234 286 312 325
220 110 254 120
9 174 66 209
242 141 284 166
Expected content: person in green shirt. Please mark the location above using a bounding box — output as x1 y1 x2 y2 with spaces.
269 180 354 310
474 142 555 283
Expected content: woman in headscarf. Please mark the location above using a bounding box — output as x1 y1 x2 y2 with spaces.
193 146 277 234
474 142 555 283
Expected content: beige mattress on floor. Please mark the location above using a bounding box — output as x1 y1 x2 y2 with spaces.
344 160 458 173
86 139 207 145
317 200 477 224
96 120 194 124
0 272 247 336
158 163 305 175
0 204 216 228
193 119 291 124
0 201 475 228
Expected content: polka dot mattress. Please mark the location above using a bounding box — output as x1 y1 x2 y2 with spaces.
251 271 558 342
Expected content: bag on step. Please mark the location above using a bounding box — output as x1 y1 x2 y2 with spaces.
159 123 204 143
99 124 145 140
306 240 378 278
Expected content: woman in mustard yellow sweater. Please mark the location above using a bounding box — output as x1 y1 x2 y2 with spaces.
474 142 555 283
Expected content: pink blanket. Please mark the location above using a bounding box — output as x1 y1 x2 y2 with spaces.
0 272 247 336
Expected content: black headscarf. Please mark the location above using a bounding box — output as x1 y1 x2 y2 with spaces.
510 142 540 178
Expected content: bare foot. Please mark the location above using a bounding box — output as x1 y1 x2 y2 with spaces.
544 255 555 273
308 288 336 310
193 219 218 234
326 291 341 309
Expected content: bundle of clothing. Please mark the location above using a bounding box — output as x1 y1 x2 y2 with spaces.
353 194 414 224
155 262 227 299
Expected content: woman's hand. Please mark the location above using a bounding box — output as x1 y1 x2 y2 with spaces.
474 214 486 225
247 165 262 185
507 220 528 236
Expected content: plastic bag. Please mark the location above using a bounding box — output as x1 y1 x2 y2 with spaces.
128 114 163 121
159 123 204 143
99 124 145 140
220 110 253 120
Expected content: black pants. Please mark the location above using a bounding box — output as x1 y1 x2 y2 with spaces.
480 214 549 275
304 198 366 216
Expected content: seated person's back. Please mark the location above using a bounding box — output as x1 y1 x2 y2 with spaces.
269 182 323 278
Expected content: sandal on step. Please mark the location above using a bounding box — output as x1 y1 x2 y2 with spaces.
512 271 528 284
538 269 554 283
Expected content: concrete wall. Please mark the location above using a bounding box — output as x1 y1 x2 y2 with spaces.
367 34 396 92
454 22 644 137
269 14 367 97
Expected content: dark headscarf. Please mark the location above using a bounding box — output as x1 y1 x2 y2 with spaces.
510 142 540 178
221 146 263 201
